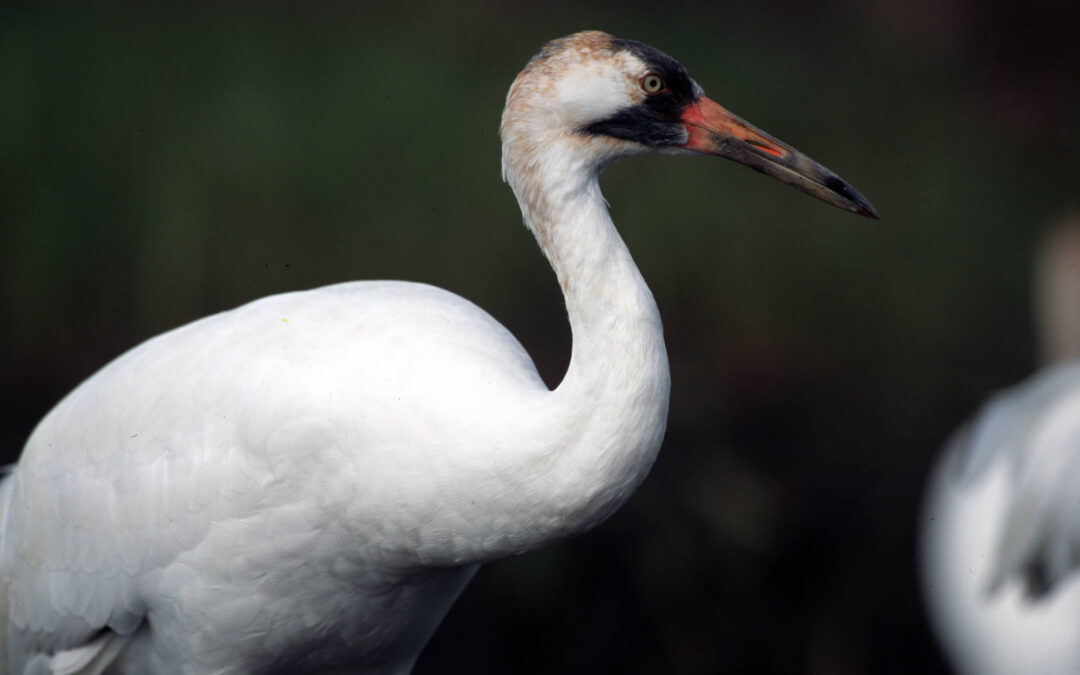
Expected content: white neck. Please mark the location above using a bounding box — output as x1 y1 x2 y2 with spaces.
445 137 671 561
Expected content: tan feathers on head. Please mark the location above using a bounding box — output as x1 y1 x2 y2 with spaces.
500 31 655 253
501 31 652 174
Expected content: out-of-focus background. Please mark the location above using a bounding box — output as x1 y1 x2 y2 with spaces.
2 1 1078 672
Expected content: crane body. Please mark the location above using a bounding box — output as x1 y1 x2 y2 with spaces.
6 281 604 673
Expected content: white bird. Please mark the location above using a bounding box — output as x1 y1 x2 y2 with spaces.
921 212 1080 674
0 31 875 675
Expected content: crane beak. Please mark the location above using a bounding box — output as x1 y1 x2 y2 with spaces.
680 96 878 219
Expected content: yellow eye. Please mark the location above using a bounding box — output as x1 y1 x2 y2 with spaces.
641 73 665 94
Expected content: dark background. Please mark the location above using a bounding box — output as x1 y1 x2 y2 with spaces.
2 1 1078 672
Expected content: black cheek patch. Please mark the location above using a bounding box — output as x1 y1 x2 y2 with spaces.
643 90 693 120
583 107 687 147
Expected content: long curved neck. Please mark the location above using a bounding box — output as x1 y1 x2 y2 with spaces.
512 150 665 399
489 139 671 555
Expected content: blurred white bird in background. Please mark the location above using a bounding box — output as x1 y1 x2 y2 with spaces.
922 211 1080 674
0 31 874 674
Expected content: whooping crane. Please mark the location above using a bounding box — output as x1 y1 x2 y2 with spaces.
1 31 875 674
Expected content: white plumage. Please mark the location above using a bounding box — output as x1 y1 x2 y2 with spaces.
921 212 1080 674
1 31 874 674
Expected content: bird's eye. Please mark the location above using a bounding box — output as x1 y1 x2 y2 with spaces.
641 73 665 94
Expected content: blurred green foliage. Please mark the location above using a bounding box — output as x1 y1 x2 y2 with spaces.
1 1 1078 672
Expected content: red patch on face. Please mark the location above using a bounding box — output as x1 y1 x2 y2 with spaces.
679 103 714 153
678 97 787 160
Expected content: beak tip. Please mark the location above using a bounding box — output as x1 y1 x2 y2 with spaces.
853 199 880 220
823 174 878 219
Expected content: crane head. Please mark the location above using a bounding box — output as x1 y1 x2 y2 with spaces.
501 31 877 219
